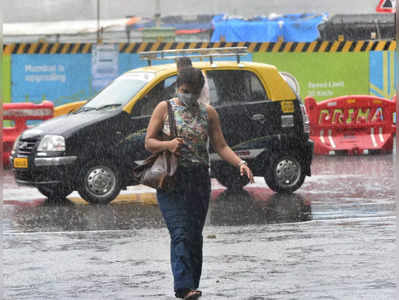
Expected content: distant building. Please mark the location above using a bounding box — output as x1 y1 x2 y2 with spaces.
3 15 214 43
318 14 395 41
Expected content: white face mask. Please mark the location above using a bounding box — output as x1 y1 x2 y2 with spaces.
177 91 200 107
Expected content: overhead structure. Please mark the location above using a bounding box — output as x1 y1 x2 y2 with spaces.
139 47 248 65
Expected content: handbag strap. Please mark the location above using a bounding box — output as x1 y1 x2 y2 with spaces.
166 100 178 138
165 100 177 174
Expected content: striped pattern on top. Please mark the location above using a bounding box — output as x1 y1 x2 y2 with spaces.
3 40 396 54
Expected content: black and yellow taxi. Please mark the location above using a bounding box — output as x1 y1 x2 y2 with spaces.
10 47 313 204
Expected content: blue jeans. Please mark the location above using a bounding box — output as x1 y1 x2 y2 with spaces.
157 165 211 294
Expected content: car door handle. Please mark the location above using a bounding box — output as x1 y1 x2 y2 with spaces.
251 114 265 122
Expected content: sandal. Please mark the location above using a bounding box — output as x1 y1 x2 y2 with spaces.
175 289 202 299
183 290 202 300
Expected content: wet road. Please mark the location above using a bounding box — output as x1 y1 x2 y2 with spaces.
3 155 396 299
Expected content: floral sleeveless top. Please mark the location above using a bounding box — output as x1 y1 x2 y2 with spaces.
162 99 209 167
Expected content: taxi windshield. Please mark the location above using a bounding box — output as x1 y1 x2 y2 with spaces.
80 72 155 111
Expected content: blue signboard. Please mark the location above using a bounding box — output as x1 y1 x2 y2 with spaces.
119 54 148 75
369 51 397 99
11 51 255 107
11 54 92 106
91 44 119 92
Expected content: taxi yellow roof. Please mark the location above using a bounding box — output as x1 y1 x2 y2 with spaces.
127 61 278 76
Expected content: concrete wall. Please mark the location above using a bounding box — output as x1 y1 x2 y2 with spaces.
4 0 384 22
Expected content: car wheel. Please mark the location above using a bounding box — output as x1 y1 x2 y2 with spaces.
214 164 249 190
37 184 73 199
264 154 305 193
78 160 122 204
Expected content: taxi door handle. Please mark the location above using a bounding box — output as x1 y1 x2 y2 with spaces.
251 114 265 122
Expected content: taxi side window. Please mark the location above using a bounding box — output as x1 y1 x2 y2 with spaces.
133 76 177 116
206 70 268 106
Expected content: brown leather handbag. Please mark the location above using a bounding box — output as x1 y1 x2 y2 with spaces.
133 100 178 190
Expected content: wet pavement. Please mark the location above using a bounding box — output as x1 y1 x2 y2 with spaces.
2 154 396 299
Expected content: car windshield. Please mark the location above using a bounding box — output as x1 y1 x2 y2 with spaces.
80 72 155 111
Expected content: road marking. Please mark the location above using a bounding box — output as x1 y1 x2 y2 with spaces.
68 192 158 205
4 179 267 206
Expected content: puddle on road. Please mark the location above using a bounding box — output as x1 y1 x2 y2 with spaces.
3 154 395 233
209 188 311 226
4 187 312 233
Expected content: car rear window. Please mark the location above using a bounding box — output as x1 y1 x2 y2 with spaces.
206 70 268 106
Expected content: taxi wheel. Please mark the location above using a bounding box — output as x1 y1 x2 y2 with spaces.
264 153 305 193
37 185 73 200
78 160 122 204
214 164 249 191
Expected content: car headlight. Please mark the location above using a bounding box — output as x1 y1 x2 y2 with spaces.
37 135 66 152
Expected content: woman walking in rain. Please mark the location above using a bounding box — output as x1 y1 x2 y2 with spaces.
145 66 254 299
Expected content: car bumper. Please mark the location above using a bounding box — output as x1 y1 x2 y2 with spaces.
34 156 77 167
11 155 78 187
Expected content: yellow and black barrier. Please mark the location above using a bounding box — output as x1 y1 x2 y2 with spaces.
3 40 396 54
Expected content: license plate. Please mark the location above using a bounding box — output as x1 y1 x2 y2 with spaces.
13 157 28 168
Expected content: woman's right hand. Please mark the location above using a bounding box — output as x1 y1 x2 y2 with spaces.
167 138 184 155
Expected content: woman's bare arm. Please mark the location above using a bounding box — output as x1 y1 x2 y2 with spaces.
207 105 254 182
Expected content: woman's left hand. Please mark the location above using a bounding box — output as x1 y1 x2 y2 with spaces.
240 164 255 183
